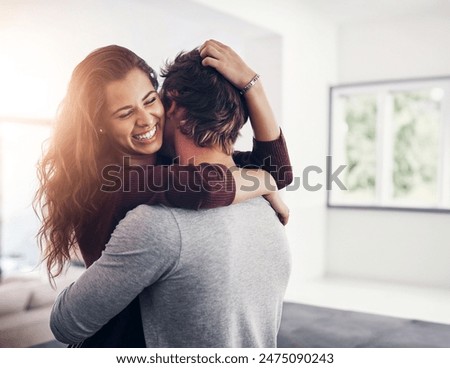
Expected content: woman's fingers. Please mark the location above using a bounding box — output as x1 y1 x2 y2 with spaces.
200 39 225 52
278 210 290 226
201 56 220 68
210 39 227 48
200 42 227 72
199 42 227 63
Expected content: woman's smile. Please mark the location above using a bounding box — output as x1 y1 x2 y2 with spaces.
132 124 158 142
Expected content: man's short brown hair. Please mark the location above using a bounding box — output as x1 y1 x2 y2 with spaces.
161 49 249 155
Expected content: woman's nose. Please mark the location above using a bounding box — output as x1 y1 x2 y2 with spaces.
135 107 152 127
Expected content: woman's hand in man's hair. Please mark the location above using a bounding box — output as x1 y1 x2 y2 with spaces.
199 39 255 90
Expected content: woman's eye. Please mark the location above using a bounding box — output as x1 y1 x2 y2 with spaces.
144 97 157 105
119 110 133 119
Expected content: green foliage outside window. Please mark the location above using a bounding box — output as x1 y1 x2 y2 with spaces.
342 94 377 194
392 89 440 203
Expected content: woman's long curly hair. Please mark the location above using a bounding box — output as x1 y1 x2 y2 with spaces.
34 45 158 279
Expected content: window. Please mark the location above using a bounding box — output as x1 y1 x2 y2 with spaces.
0 120 51 276
328 77 450 212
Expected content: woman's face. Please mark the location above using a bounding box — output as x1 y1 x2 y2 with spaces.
102 68 165 160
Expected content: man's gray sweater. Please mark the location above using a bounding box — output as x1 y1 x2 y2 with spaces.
50 197 291 347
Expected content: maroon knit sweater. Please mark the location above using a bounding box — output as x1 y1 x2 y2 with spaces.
74 130 292 347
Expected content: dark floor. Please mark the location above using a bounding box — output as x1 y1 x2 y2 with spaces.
32 340 66 348
277 302 450 348
33 302 450 348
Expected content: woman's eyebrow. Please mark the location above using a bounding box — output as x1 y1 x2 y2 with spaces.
112 90 157 116
142 90 157 101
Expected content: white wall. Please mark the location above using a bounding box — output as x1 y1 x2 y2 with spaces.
338 15 450 82
327 15 450 288
0 0 276 119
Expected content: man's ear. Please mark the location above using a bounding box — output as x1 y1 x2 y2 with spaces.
167 101 187 126
166 100 177 118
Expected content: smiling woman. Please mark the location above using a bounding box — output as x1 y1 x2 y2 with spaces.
34 45 176 279
101 69 165 162
32 45 231 348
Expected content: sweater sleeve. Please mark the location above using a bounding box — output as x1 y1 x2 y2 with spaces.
50 205 181 344
103 162 236 213
232 129 293 189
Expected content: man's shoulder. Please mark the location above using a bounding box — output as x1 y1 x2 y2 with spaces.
123 198 274 227
238 196 271 208
117 204 179 236
169 197 279 230
224 196 272 213
126 203 174 218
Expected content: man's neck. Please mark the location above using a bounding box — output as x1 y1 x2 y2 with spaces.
175 133 235 167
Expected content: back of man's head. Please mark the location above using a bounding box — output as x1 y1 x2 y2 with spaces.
161 49 249 155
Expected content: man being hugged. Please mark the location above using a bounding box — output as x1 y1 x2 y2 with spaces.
50 40 292 347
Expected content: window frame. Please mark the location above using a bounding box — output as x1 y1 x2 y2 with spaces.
327 75 450 214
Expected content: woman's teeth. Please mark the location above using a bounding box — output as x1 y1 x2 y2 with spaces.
133 126 157 140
